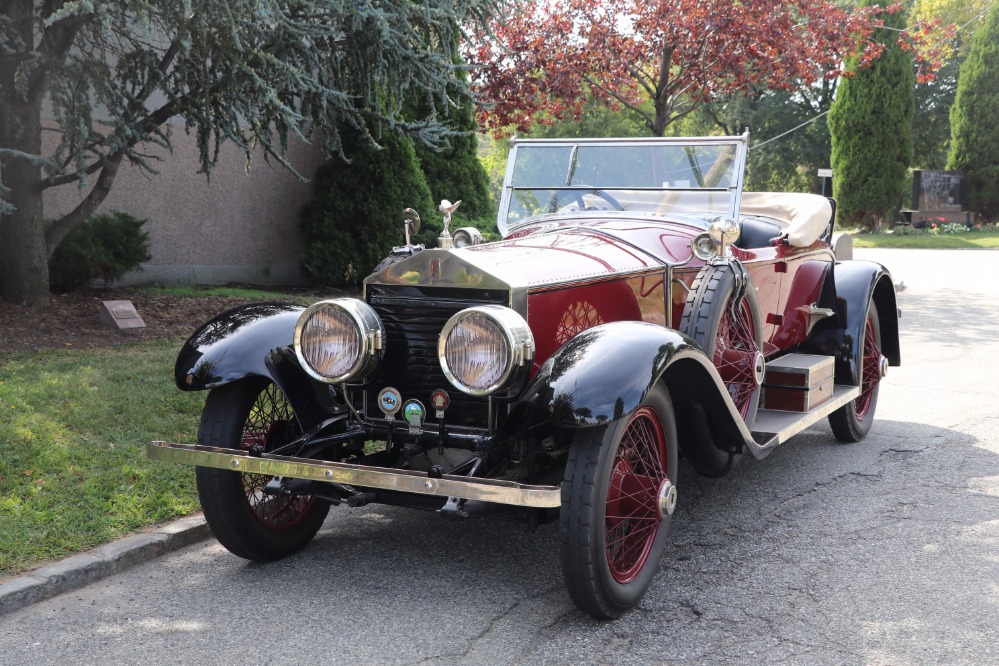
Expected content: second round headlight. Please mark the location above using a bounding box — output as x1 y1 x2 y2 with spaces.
438 306 534 396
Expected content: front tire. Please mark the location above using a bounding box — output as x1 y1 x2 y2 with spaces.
196 378 330 561
560 384 678 619
828 302 883 442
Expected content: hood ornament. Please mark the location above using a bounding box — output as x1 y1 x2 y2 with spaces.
438 199 462 249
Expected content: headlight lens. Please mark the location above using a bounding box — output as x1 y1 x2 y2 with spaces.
294 299 383 383
439 305 534 396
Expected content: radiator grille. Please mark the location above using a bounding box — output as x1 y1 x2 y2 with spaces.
362 291 509 427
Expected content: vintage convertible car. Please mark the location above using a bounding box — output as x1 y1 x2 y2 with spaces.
148 134 899 619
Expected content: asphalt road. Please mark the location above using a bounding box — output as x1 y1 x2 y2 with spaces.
2 248 997 666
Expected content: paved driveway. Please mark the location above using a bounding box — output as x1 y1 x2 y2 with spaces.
1 248 997 665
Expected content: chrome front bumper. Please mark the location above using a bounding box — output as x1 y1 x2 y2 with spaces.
146 441 562 509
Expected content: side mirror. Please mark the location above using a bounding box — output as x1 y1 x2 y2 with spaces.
399 208 421 246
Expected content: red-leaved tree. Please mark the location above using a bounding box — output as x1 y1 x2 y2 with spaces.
467 0 937 137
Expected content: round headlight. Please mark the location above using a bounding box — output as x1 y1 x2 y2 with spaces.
294 299 384 383
452 227 484 248
438 305 534 396
691 232 717 260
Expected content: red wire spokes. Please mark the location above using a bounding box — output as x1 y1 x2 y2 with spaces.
605 409 668 582
715 298 759 418
239 384 315 528
855 313 882 419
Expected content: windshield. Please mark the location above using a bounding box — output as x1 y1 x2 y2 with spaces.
498 136 748 236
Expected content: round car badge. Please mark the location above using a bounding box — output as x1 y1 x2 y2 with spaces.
430 389 450 419
377 387 402 419
402 399 426 434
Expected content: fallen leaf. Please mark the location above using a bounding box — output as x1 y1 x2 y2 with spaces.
20 469 34 476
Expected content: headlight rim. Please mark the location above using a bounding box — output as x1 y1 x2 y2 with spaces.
293 298 384 384
438 305 534 397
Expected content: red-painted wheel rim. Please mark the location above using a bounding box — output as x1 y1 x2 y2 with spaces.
854 312 882 420
715 298 760 419
605 406 668 584
239 383 317 529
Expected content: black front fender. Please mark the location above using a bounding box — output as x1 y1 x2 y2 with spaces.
520 321 740 433
175 302 305 391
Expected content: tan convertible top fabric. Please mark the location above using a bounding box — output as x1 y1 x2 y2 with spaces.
741 192 833 247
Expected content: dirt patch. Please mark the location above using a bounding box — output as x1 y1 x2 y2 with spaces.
0 287 327 359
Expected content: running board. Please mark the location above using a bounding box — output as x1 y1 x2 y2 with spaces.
746 384 861 458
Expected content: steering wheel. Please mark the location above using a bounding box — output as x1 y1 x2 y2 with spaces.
551 188 624 213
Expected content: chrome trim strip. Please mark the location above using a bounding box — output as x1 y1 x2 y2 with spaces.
146 442 562 509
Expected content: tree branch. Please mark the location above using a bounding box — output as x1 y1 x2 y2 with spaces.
44 150 124 259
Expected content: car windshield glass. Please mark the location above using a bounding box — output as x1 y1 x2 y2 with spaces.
498 137 746 236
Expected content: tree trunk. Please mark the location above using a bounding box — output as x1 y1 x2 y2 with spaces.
0 0 50 307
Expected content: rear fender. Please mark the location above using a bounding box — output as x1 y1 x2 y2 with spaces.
805 261 900 386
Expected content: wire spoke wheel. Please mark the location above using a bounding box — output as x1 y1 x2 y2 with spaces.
560 384 678 619
605 406 668 583
238 383 318 530
715 298 762 419
829 301 883 442
196 379 330 561
854 312 883 420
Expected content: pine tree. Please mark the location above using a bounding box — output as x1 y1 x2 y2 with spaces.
947 1 999 221
299 124 436 286
412 96 495 227
829 3 915 231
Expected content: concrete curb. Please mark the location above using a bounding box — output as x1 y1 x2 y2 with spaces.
0 514 211 617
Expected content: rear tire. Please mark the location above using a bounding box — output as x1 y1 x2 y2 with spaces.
196 378 330 561
560 384 678 619
829 303 882 442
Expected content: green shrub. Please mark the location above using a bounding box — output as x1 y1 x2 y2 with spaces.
48 211 151 292
299 123 436 286
947 2 999 220
828 1 914 231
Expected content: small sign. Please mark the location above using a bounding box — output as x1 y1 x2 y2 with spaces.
402 399 426 435
99 300 146 330
817 168 833 178
430 389 450 419
377 387 402 419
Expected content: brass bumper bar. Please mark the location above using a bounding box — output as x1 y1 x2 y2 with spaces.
146 441 562 509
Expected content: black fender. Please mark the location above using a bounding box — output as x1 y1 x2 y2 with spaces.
806 260 900 387
174 302 342 430
175 302 304 390
519 321 748 475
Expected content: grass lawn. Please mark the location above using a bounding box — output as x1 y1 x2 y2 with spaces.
0 341 204 577
851 229 999 249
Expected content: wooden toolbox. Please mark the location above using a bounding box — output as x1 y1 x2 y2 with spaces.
762 354 835 412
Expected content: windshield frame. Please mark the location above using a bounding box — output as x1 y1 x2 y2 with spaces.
497 134 749 237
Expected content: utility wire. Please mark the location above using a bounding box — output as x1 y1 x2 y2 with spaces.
749 7 990 152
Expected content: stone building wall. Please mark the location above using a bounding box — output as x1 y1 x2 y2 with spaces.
44 122 325 286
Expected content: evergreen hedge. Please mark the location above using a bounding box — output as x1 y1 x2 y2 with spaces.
299 125 436 286
48 212 151 292
828 2 914 231
947 2 999 221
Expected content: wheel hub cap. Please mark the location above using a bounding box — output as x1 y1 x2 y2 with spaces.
657 480 677 519
753 352 766 387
